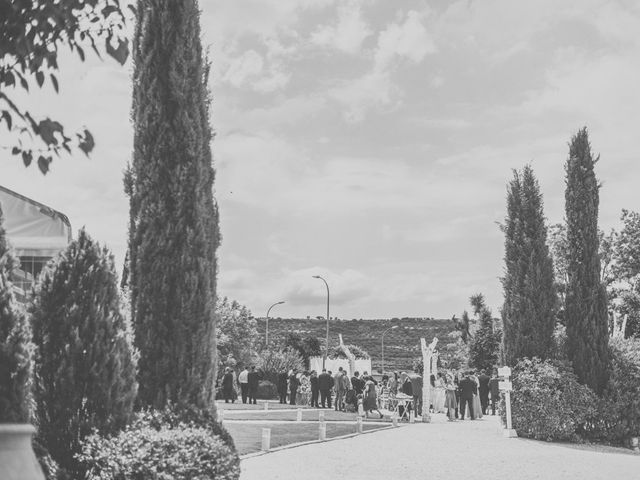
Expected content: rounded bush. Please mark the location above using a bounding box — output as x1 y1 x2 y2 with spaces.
256 380 278 399
79 411 240 480
503 357 598 442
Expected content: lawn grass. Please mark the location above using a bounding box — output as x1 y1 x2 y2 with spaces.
222 409 393 423
223 421 388 455
215 400 304 411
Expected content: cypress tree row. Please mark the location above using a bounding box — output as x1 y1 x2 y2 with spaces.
501 165 557 365
126 0 220 410
31 229 138 476
0 205 33 423
564 127 609 394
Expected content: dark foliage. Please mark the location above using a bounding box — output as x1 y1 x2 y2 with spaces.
501 165 557 365
30 229 138 477
564 127 609 393
504 357 598 442
126 0 220 410
0 204 34 423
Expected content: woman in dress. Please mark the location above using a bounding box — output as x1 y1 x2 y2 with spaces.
363 380 384 418
444 373 457 421
470 372 483 419
298 371 310 405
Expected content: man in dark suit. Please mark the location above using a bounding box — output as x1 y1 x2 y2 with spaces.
478 370 491 415
351 371 365 395
310 370 320 407
247 365 260 404
459 372 477 420
488 369 500 415
318 368 332 408
409 373 423 416
277 370 288 404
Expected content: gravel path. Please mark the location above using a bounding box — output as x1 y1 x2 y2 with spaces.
240 414 639 480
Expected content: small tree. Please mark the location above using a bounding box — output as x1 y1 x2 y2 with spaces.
468 294 502 371
216 297 258 369
31 229 138 476
0 204 33 423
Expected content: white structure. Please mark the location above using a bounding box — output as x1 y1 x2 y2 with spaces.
0 185 72 296
309 356 372 377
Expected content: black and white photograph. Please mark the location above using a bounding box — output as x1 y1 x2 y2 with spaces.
1 1 640 479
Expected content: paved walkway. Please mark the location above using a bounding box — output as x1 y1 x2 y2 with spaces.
240 414 639 480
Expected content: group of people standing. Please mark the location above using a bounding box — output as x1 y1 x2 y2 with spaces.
275 367 384 418
442 370 501 421
219 365 261 404
219 364 502 422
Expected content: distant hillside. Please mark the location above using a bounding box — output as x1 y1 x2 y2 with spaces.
256 317 456 372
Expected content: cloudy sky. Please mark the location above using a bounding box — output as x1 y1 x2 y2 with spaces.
2 0 639 320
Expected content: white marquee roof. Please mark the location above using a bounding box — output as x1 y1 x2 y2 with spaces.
0 185 72 257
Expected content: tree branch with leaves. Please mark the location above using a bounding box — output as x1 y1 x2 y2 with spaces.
0 0 132 173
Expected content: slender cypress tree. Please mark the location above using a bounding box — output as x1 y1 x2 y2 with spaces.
0 204 33 423
501 166 557 365
126 0 220 410
564 127 609 394
31 229 138 476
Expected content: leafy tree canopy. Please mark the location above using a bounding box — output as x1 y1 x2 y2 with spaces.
1 0 130 173
216 297 257 369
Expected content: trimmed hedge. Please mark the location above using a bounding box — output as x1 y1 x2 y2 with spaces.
79 408 239 480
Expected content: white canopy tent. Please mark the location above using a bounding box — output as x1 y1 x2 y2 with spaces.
0 185 72 295
0 185 71 258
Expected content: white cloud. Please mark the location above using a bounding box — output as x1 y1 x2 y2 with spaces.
328 70 399 123
222 50 264 88
311 1 372 54
374 10 436 71
221 50 290 92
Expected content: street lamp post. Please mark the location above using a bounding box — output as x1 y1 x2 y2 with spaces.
381 325 399 374
265 301 285 347
312 275 330 369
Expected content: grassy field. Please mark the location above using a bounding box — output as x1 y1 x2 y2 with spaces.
255 317 456 371
224 421 389 455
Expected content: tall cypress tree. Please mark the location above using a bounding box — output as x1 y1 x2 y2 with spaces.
31 229 138 476
126 0 220 410
564 127 609 394
501 165 557 365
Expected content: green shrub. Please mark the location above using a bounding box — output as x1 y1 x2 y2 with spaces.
256 380 278 399
504 357 598 442
589 337 640 443
143 404 236 451
30 229 138 477
258 348 304 385
78 412 240 480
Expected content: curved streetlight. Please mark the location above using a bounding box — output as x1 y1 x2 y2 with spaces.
381 325 399 374
312 275 330 369
265 301 285 347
